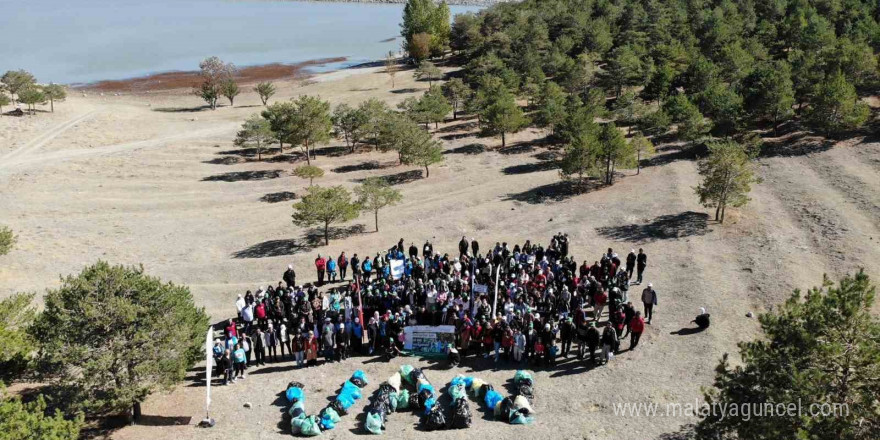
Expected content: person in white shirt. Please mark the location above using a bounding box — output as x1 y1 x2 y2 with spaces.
235 294 246 318
241 302 254 334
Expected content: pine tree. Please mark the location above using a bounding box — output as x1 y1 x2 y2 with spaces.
807 71 870 136
697 270 879 440
694 140 760 223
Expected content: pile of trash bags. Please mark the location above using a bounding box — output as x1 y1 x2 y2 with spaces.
287 381 322 437
495 370 535 425
364 373 402 435
465 377 504 412
287 370 369 436
447 376 472 429
323 370 369 430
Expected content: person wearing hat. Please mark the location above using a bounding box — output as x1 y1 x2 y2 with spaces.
284 264 296 288
641 283 658 324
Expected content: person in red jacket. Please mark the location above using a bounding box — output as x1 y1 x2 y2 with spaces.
337 252 349 281
629 311 645 350
593 289 608 321
315 254 327 285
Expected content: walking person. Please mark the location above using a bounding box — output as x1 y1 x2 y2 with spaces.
636 248 647 284
629 311 645 350
641 283 657 324
600 322 618 364
625 249 636 280
585 322 600 364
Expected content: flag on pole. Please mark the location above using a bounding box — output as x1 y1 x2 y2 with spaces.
205 326 213 415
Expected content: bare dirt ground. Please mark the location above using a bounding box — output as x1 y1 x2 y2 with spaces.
1 65 878 440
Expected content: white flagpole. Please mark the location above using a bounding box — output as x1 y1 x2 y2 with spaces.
491 263 500 318
205 326 213 418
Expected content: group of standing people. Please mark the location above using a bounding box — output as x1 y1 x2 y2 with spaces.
212 233 659 384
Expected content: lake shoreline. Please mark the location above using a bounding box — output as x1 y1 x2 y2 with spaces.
280 0 503 5
74 57 352 93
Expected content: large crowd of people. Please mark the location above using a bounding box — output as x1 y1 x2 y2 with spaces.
212 233 657 385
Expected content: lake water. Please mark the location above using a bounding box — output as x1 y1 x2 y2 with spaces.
0 0 481 84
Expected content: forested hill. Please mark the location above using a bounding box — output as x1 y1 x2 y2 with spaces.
448 0 880 139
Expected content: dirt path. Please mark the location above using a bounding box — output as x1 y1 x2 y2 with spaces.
1 66 878 440
0 110 97 167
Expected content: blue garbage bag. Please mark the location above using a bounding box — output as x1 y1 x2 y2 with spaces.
351 370 369 386
342 381 362 400
337 393 356 410
286 386 304 403
484 390 503 409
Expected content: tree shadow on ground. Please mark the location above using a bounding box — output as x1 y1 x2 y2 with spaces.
390 88 421 94
445 143 487 155
355 169 423 186
501 160 558 175
436 120 479 134
201 169 285 182
332 160 385 173
533 150 560 161
232 225 366 258
232 239 312 259
264 153 302 163
596 211 710 243
504 180 597 204
439 132 476 141
313 145 349 158
642 143 708 168
152 105 212 113
203 156 244 165
216 146 283 158
760 134 834 158
497 143 536 155
260 191 297 203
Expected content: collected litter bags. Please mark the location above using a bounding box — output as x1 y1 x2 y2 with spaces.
287 382 321 437
364 374 402 435
326 372 369 428
447 376 472 429
507 370 536 425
